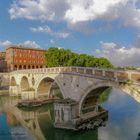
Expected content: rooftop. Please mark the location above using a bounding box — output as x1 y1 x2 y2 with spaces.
6 45 45 51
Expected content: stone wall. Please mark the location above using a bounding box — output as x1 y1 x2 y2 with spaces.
131 73 140 83
0 73 9 89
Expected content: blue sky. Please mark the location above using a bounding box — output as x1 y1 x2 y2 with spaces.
0 0 140 66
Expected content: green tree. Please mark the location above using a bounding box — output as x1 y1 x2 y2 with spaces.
45 47 113 68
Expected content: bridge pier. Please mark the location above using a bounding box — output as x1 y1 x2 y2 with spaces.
54 98 108 130
9 85 21 96
54 98 79 130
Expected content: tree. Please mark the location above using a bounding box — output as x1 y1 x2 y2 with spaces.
45 47 113 68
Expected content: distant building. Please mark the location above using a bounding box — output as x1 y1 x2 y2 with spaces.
0 52 7 72
0 52 6 60
0 60 7 72
6 45 47 71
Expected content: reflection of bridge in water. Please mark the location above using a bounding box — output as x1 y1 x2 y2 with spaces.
0 97 100 140
0 97 52 140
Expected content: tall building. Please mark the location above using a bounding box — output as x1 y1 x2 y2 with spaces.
6 45 47 71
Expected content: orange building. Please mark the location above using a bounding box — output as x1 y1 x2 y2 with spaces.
6 45 47 71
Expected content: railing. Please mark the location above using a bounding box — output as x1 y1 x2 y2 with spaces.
10 66 140 85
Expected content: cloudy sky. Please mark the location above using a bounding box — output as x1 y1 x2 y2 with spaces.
0 0 140 66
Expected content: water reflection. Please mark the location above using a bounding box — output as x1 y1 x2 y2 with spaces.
99 88 140 140
0 113 36 140
0 88 140 140
137 133 140 140
38 114 98 140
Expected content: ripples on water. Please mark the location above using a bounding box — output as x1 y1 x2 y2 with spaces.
0 88 140 140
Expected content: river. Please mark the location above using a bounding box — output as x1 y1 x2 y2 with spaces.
0 88 140 140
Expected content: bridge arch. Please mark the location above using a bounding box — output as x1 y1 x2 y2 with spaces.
10 77 17 86
20 76 30 91
79 81 119 115
36 76 65 99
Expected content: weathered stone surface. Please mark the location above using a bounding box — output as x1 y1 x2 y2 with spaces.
0 73 9 88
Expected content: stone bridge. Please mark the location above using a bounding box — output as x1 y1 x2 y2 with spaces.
9 67 140 130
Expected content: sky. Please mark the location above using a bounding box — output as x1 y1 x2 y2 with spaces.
0 0 140 66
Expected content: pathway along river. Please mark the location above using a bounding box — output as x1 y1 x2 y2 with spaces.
0 88 140 140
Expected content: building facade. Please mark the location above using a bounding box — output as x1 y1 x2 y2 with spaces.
6 45 47 71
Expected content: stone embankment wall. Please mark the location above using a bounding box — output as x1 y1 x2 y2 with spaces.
0 73 9 90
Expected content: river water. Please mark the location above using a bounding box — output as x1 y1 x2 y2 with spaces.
0 88 140 140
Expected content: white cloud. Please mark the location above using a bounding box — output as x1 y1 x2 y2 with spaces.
0 40 12 51
119 3 140 28
65 0 126 23
9 0 69 21
9 0 140 28
65 0 140 28
95 41 140 66
30 25 70 38
0 40 41 51
22 40 41 48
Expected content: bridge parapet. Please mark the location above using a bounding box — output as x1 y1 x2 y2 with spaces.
10 67 140 85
